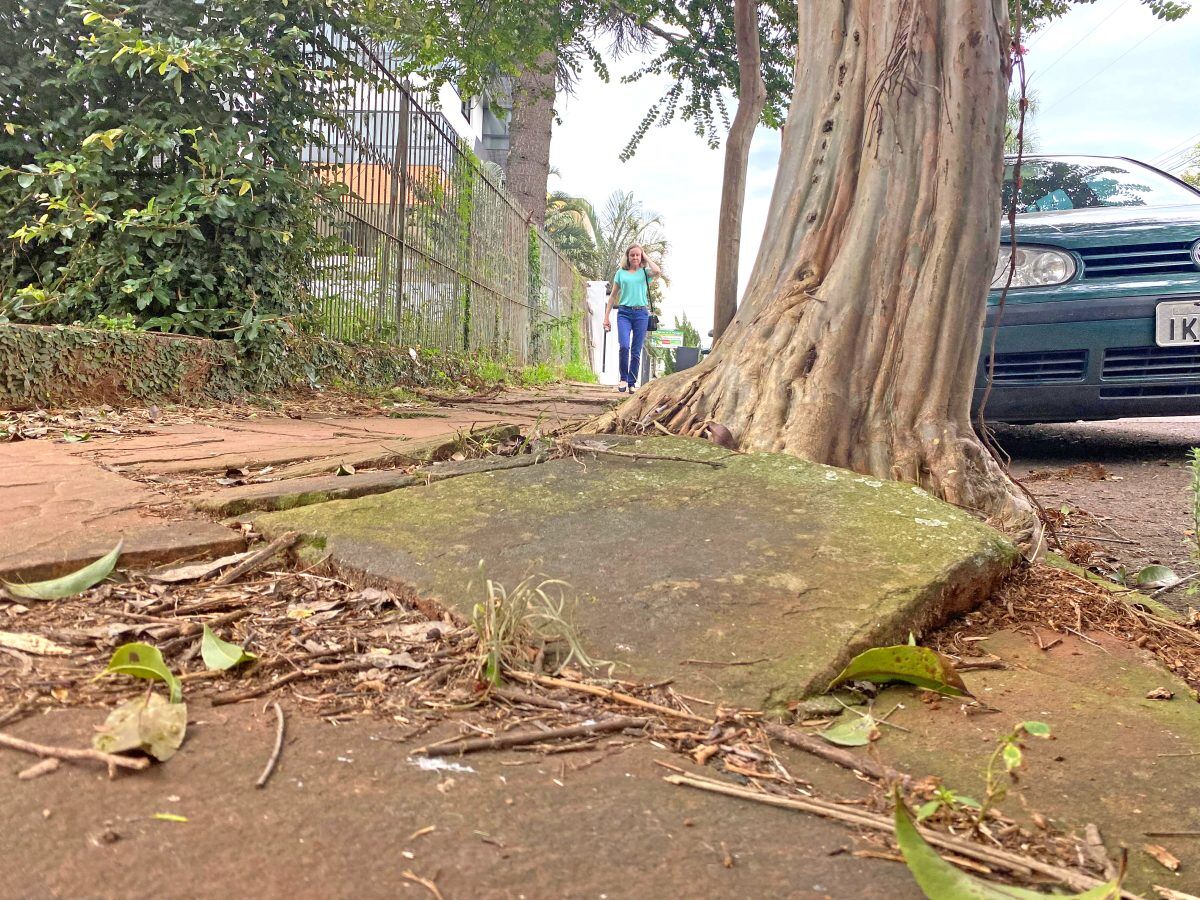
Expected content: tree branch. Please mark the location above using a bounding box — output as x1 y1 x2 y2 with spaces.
607 3 686 45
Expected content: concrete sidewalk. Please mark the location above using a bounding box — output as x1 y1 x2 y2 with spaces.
1 384 615 581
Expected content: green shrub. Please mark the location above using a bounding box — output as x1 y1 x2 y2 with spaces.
0 0 366 353
562 360 597 383
518 363 557 386
474 360 510 385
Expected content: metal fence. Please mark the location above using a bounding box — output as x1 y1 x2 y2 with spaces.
307 36 591 369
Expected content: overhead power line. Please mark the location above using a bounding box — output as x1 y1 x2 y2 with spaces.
1039 21 1166 117
1152 130 1200 168
1028 0 1131 84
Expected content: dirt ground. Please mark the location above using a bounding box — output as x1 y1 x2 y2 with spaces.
3 706 922 900
994 416 1200 613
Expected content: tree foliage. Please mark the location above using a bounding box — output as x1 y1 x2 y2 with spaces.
1016 0 1191 28
544 189 668 289
1181 145 1200 188
0 0 370 348
616 0 796 160
545 191 602 277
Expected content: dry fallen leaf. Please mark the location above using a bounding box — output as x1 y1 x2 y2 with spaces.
1146 687 1175 701
146 551 254 584
703 422 737 449
0 631 72 656
1145 844 1182 872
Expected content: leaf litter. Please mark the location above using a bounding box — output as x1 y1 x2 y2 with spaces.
0 551 1184 896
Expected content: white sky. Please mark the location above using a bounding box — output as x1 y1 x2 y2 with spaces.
550 0 1200 340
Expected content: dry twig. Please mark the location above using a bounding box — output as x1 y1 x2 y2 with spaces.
504 671 710 724
401 870 444 900
215 532 300 586
664 771 1123 896
255 702 286 788
417 716 647 756
0 731 150 775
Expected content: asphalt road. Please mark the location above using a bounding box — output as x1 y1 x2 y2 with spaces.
992 415 1200 611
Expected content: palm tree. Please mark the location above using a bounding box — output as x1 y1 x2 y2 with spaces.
545 191 601 277
592 190 668 285
544 189 669 289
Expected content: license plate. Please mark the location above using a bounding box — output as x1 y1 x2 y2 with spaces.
1155 299 1200 346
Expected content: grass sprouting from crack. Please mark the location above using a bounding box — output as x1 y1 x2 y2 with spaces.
470 573 607 686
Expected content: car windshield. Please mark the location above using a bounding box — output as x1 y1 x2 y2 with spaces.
1002 157 1200 214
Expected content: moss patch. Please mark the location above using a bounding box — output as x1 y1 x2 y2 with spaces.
255 436 1017 709
0 323 481 409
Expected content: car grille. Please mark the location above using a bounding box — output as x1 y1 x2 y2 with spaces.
990 349 1087 383
1103 345 1200 379
1100 384 1200 399
1078 241 1198 280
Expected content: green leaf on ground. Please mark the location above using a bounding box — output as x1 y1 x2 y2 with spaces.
200 625 257 671
1020 721 1051 738
893 789 1120 898
152 813 189 823
93 693 188 762
2 542 122 600
829 645 971 697
1002 742 1023 772
819 712 879 747
1134 565 1180 589
106 642 182 703
916 800 942 822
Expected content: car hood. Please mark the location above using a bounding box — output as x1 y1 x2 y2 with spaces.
1003 203 1200 248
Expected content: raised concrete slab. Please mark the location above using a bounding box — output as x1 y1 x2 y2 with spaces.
254 436 1016 709
195 453 546 518
0 440 243 581
78 413 517 476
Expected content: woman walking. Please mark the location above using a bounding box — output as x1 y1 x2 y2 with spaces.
603 244 661 393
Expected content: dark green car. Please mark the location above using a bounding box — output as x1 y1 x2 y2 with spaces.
975 155 1200 423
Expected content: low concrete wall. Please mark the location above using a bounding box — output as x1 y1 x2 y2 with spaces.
0 324 469 409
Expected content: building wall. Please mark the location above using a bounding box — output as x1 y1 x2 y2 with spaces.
427 82 511 170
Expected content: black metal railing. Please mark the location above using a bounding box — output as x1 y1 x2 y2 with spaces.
306 35 590 366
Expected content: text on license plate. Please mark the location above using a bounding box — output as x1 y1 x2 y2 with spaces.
1155 299 1200 347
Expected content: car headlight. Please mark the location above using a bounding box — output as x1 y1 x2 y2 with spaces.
990 245 1076 289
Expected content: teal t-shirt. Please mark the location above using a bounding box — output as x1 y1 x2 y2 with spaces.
613 267 650 307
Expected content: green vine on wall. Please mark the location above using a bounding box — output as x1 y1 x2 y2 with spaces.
456 155 476 352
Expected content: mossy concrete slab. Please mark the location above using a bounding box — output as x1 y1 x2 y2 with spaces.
254 436 1016 709
873 629 1200 895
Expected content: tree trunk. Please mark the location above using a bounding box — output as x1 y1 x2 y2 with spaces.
506 50 557 228
597 0 1031 529
712 0 767 342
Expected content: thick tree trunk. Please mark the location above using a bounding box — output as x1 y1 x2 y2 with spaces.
597 0 1031 529
713 0 767 342
506 50 557 229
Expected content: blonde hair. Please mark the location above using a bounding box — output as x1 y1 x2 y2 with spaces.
623 244 646 270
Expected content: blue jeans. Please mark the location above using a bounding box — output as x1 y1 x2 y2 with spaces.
617 306 649 386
